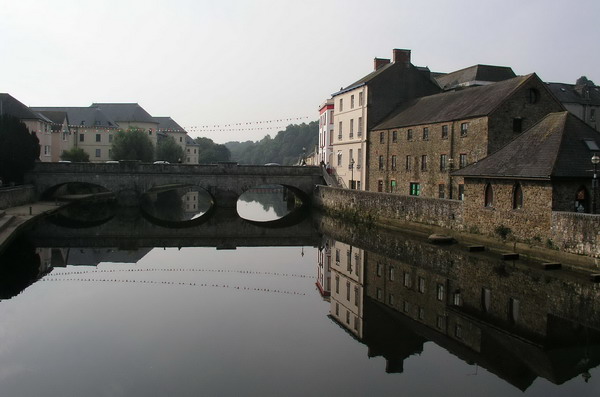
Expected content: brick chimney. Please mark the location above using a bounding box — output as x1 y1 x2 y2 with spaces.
393 49 411 67
374 57 391 71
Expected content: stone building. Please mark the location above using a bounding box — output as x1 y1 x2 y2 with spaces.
369 73 564 198
330 49 441 190
548 76 600 132
453 111 600 242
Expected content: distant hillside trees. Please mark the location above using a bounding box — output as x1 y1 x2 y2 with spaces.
111 127 155 162
0 115 40 184
225 121 317 165
60 147 90 162
156 136 184 163
194 137 231 164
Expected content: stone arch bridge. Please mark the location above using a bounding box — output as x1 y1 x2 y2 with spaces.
25 162 325 207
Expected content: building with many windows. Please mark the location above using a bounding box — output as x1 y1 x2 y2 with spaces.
330 49 441 189
318 99 334 166
547 76 600 132
369 74 564 198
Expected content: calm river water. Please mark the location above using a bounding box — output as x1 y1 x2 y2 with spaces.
0 186 599 396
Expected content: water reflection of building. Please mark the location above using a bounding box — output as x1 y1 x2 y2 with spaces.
37 247 152 267
328 239 365 339
319 218 600 390
316 239 332 298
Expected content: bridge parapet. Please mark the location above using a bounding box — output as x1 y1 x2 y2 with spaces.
26 162 325 207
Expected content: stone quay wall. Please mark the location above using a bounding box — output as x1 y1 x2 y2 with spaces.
313 186 464 231
551 212 600 258
0 185 36 210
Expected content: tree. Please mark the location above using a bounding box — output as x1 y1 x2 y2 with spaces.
110 127 155 162
60 147 90 162
194 137 231 164
0 115 40 184
156 136 184 163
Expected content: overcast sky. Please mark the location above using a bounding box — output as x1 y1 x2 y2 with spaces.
2 0 599 143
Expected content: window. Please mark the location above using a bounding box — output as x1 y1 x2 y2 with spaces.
513 118 522 133
339 98 343 111
591 108 596 122
583 139 599 150
335 303 339 316
62 131 68 141
418 307 425 320
355 254 360 276
513 183 523 209
421 155 427 171
388 267 395 281
354 287 359 306
349 119 354 138
359 92 363 106
335 249 340 263
440 154 447 171
346 250 352 272
357 148 362 169
337 151 342 166
350 95 354 109
455 324 463 339
379 131 385 144
437 315 445 330
354 316 359 331
453 291 462 306
458 184 465 200
44 145 50 156
437 284 445 301
418 277 425 293
422 127 429 140
338 121 342 139
376 263 383 277
410 182 420 196
96 134 101 142
95 149 101 158
79 134 84 142
390 180 396 192
392 131 397 142
403 301 410 313
358 117 363 136
180 137 183 142
407 129 413 140
460 122 469 137
403 272 411 288
484 183 494 207
391 155 397 170
442 125 449 139
378 180 383 192
376 288 382 300
388 293 395 305
346 311 350 324
528 88 540 103
346 281 351 301
509 298 520 324
482 288 491 312
349 149 353 169
459 153 467 168
406 155 412 171
335 276 340 294
438 184 446 199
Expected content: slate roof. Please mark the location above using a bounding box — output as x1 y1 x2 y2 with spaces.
36 110 69 131
453 111 600 180
332 63 395 96
185 135 199 146
374 74 535 130
435 64 516 91
547 82 600 106
0 93 44 120
153 116 186 132
31 107 118 128
90 103 156 124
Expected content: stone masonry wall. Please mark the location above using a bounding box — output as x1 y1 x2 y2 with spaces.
0 185 36 210
551 212 600 257
314 185 464 230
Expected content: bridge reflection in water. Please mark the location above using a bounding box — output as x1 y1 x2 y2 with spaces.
316 216 600 391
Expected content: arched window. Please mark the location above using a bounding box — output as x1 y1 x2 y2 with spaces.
484 183 494 207
512 183 523 209
575 186 589 213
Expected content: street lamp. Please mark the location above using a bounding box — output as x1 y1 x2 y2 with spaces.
350 158 355 189
592 153 600 213
301 147 306 166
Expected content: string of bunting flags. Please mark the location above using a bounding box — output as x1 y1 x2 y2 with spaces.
185 115 312 133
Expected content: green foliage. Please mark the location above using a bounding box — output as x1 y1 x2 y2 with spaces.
60 147 90 162
110 127 155 162
225 121 318 165
494 224 512 240
156 136 184 163
0 115 40 184
194 137 231 164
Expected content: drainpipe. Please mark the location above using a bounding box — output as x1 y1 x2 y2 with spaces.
449 122 455 199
